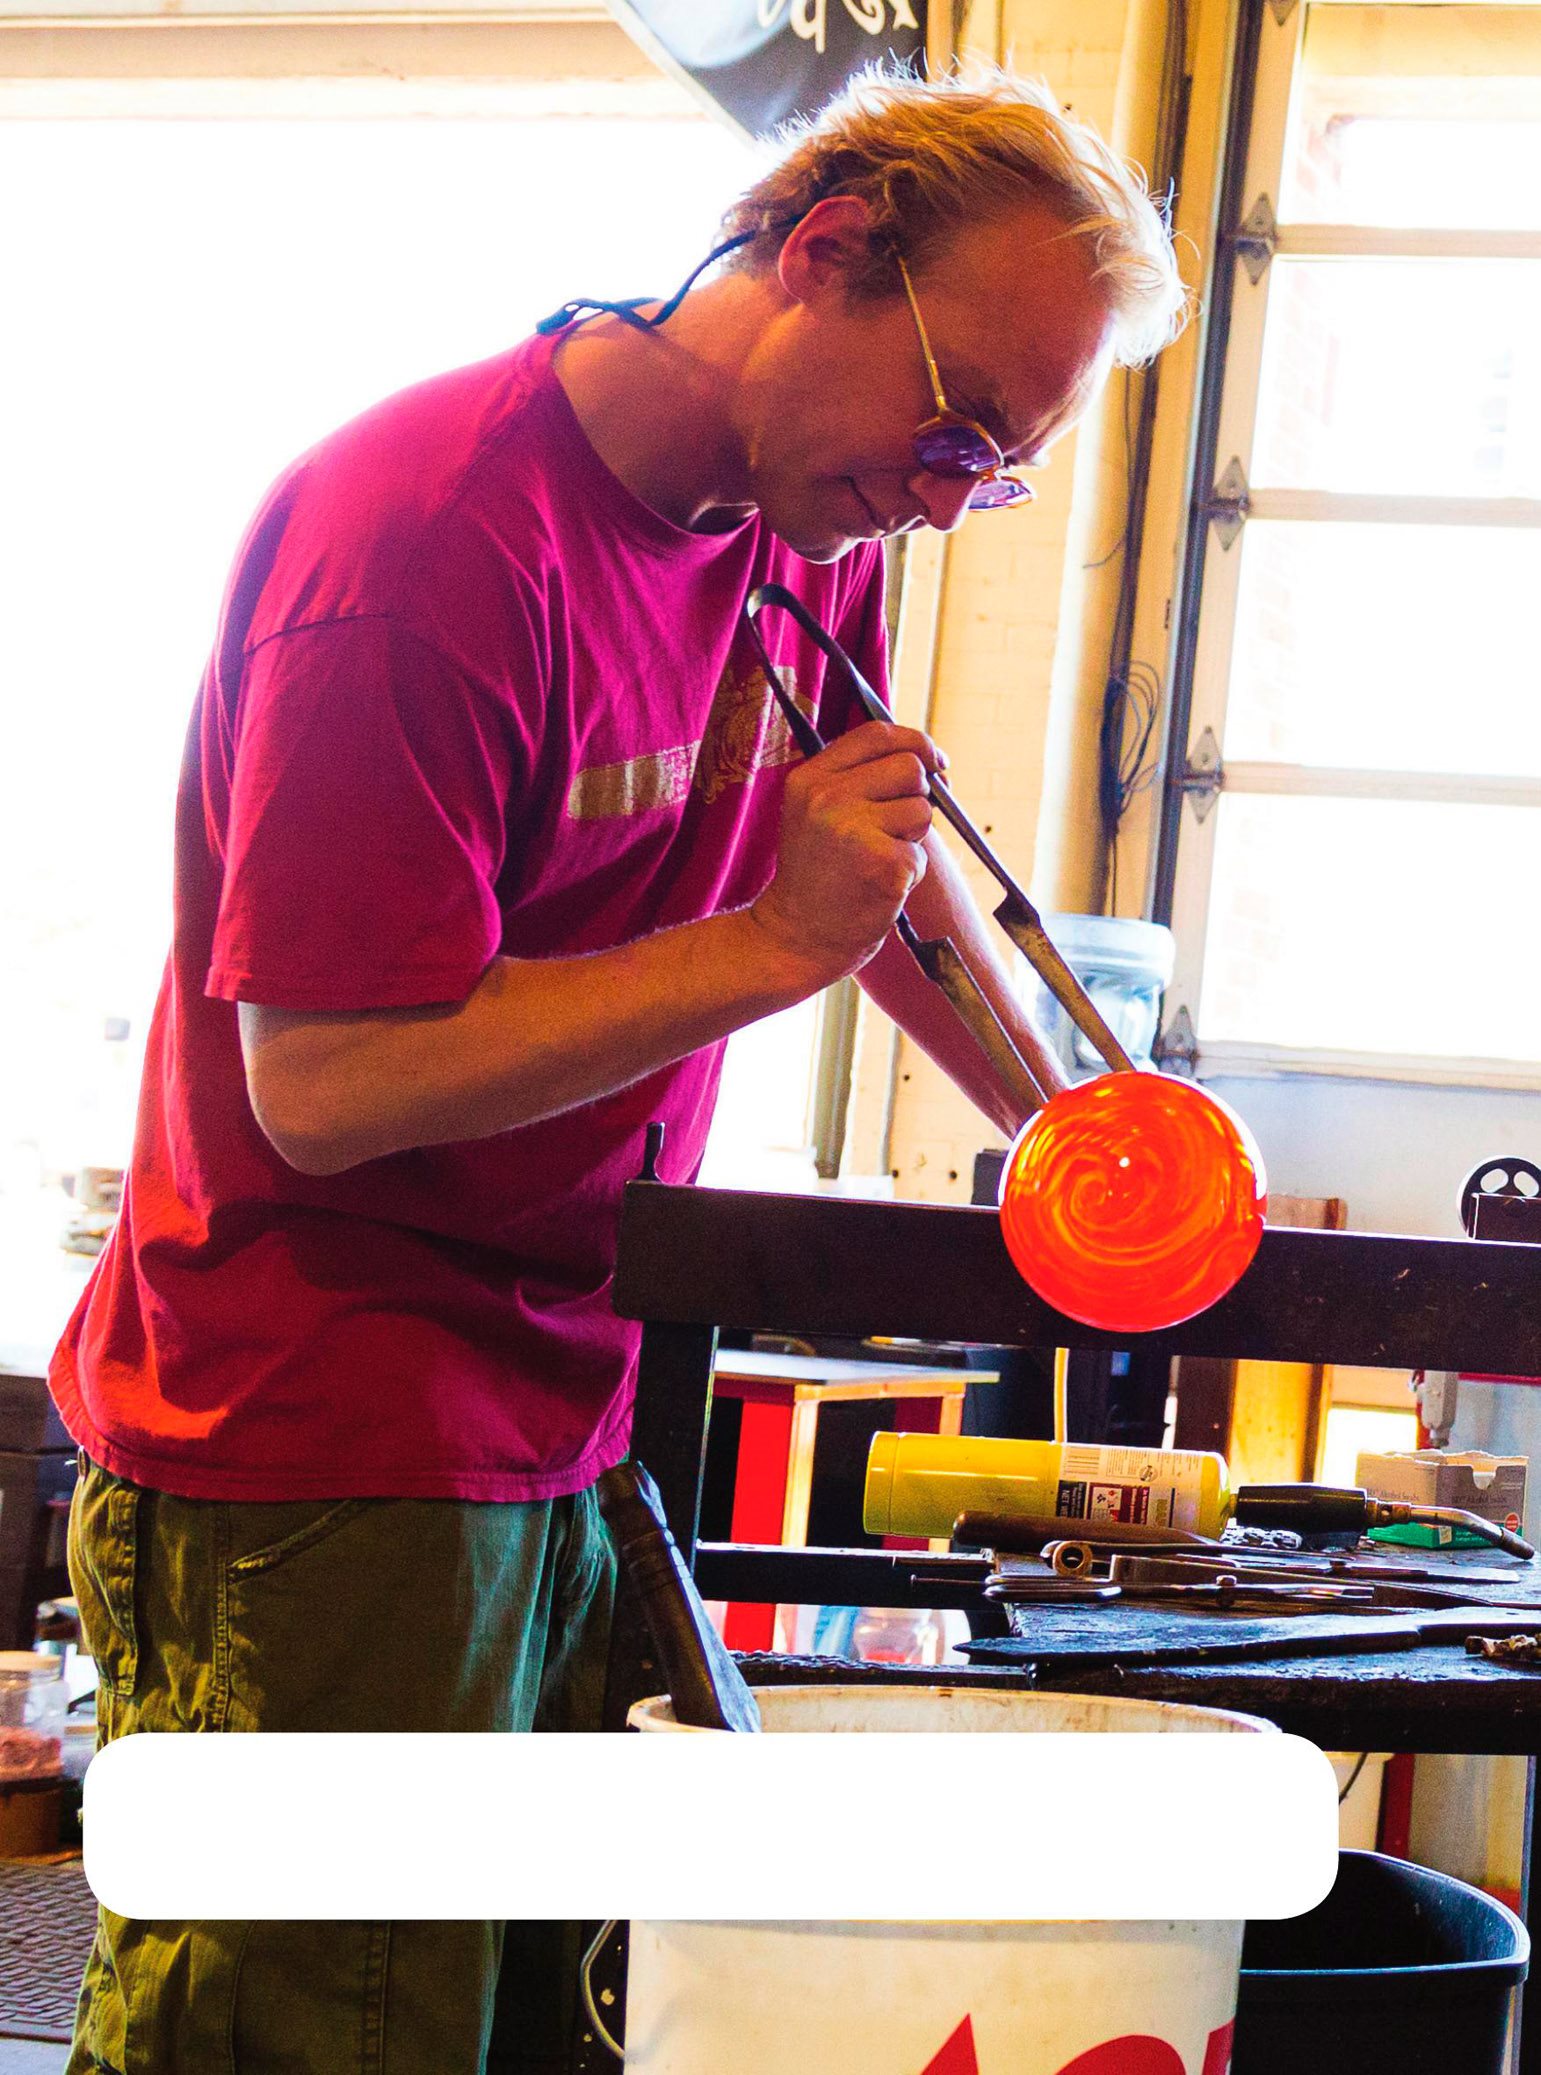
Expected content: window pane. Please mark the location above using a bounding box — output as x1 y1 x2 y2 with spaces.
1223 523 1541 775
1183 5 1541 1082
1198 795 1541 1060
1285 118 1541 231
1287 6 1541 228
1252 260 1541 498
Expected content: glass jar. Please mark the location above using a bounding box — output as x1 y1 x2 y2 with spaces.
1023 914 1177 1081
848 1607 946 1667
0 1651 68 1782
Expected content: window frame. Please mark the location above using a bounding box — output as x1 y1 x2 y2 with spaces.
0 12 670 108
1155 0 1541 1091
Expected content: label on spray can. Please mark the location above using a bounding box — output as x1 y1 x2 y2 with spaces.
1055 1446 1209 1531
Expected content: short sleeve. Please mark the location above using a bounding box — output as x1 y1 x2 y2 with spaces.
207 616 519 1011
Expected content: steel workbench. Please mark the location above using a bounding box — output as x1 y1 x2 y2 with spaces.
599 1175 1541 2067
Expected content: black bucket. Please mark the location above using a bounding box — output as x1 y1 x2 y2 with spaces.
1233 1849 1529 2075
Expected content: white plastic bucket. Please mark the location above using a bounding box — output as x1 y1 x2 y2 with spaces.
623 1684 1270 2075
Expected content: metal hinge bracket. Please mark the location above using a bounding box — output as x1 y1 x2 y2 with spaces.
1177 726 1225 822
1234 194 1277 285
1152 1003 1199 1078
1205 458 1250 550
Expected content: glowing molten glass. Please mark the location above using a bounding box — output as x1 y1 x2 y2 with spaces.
999 1074 1267 1332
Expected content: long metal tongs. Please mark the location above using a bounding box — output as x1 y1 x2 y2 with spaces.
744 583 1135 1096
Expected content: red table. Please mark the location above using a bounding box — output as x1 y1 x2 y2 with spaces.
709 1349 980 1650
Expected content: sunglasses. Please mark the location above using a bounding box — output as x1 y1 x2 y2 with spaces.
894 252 1035 511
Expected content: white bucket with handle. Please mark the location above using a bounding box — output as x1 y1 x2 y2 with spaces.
619 1683 1269 2075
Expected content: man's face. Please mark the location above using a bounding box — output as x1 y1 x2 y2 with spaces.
741 201 1117 564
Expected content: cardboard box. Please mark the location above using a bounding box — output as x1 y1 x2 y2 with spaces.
1356 1450 1527 1531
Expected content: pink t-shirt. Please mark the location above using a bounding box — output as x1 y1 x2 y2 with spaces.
50 333 886 1501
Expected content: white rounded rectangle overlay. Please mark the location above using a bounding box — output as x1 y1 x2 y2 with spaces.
84 1731 1338 1921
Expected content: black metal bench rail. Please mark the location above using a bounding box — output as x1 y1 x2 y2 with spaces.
602 1179 1541 1726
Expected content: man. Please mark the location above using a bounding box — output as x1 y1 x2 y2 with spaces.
52 63 1187 2075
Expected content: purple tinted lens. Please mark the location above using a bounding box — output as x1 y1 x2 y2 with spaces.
914 420 998 474
967 476 1035 510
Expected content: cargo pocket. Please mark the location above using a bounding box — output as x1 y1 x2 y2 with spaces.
226 1497 376 1579
224 1497 390 1731
83 1914 249 2075
68 1459 142 1708
233 1922 391 2075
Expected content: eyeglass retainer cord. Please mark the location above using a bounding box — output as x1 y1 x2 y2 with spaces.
535 205 826 337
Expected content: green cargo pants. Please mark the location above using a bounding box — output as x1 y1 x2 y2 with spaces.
66 1452 617 2075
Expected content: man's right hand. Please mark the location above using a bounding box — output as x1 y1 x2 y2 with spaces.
747 720 943 984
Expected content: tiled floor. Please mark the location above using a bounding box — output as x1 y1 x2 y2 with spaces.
0 1859 91 2068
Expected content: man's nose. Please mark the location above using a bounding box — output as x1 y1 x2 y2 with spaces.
906 469 976 533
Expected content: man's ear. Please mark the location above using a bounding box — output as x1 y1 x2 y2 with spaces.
775 194 882 311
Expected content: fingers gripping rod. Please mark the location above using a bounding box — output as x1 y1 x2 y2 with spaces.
744 583 1135 1080
743 588 1048 1116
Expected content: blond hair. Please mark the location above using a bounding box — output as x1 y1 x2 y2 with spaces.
718 64 1189 368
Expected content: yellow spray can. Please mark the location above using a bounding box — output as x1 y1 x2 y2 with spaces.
864 1431 1232 1540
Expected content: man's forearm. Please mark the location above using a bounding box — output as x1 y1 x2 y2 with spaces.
240 719 956 1176
858 832 1071 1142
241 907 829 1175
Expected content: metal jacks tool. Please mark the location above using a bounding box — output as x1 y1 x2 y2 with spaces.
743 584 1137 1106
1016 1537 1541 1617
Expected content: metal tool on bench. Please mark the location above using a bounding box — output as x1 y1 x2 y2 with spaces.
1043 1539 1531 1592
743 582 1136 1100
1111 1552 1541 1610
982 1527 1541 1621
1100 1550 1541 1613
1235 1483 1536 1560
986 1549 1378 1615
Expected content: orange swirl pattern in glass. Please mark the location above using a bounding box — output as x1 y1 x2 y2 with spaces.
998 1073 1268 1332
